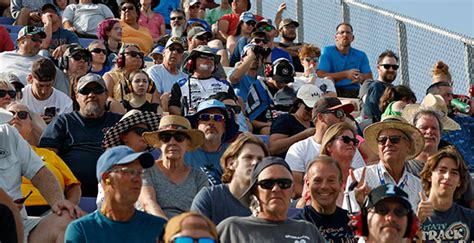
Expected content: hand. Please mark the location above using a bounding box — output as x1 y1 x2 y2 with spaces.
277 3 287 13
41 115 53 124
29 11 42 22
41 12 53 24
51 199 85 219
346 69 361 81
350 167 370 206
416 192 433 224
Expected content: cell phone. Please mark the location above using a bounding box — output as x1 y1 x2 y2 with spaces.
14 191 33 204
44 106 56 117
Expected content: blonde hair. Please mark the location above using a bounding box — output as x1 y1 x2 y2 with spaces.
431 61 452 84
320 122 356 156
6 102 47 145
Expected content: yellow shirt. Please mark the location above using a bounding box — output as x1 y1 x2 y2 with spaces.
120 20 154 55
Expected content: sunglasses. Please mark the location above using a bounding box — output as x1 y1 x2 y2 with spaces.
225 104 241 114
159 132 189 143
108 167 145 177
78 86 105 95
0 89 17 98
30 35 43 43
71 54 91 62
371 204 409 217
130 127 150 136
303 104 313 112
257 178 293 190
337 135 359 146
168 46 184 54
245 21 256 26
91 48 107 54
171 236 215 243
197 54 215 60
304 57 319 63
14 190 33 204
121 6 135 11
376 135 407 145
9 110 29 120
198 113 225 122
258 26 273 32
380 64 399 70
125 51 144 58
195 35 209 42
253 38 269 44
323 109 346 119
170 16 184 21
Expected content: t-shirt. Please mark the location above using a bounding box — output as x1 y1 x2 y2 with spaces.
292 206 357 243
293 76 337 95
228 67 257 102
11 0 52 19
64 210 167 243
443 115 474 170
138 12 165 39
142 164 208 219
38 111 122 197
218 13 264 37
147 64 188 94
62 3 114 35
421 203 474 242
318 45 371 90
152 0 180 24
184 145 228 186
120 20 154 55
217 216 325 243
360 80 392 121
191 184 251 225
20 84 73 115
0 26 14 52
48 28 80 52
205 7 232 26
270 113 314 158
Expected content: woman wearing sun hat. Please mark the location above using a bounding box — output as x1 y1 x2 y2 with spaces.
139 115 208 219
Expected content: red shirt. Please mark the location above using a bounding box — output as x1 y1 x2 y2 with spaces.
0 26 14 53
219 12 264 36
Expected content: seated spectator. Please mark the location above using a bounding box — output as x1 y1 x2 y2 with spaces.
217 157 325 242
121 70 162 113
185 0 205 20
0 78 17 108
64 146 167 242
53 0 67 16
0 188 22 242
168 9 188 41
88 40 111 76
191 133 268 225
152 0 180 26
163 212 218 243
226 11 255 55
140 115 208 219
379 85 416 119
11 0 49 26
149 45 164 65
138 0 165 42
205 0 232 27
62 0 114 37
292 44 336 96
3 73 24 100
209 92 252 133
0 26 14 53
96 18 123 62
216 0 260 43
120 0 153 55
57 44 92 95
276 18 305 72
7 102 82 217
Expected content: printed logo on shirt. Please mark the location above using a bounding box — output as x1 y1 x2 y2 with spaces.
0 147 10 159
422 222 470 241
284 234 310 243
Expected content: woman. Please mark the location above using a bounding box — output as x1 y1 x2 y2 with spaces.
120 0 154 55
380 84 416 119
138 0 165 42
226 11 256 55
97 18 122 61
164 212 218 243
0 79 16 109
121 70 162 113
88 40 111 76
191 133 268 225
432 60 452 85
140 115 208 219
6 102 83 216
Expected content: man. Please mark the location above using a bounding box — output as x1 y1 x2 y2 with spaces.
56 44 92 96
292 156 356 243
317 23 373 98
39 73 122 197
64 145 167 242
186 26 213 53
277 18 305 72
11 0 50 26
185 99 239 185
356 184 418 243
417 146 474 242
0 107 83 242
346 116 424 212
168 45 235 115
286 97 363 197
20 58 73 123
360 50 399 122
169 9 188 40
62 0 114 37
217 156 325 242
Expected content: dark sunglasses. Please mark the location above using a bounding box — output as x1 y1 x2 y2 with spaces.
91 48 107 54
197 54 215 60
121 6 135 11
304 57 319 63
338 135 359 146
9 110 29 120
323 109 346 119
189 4 200 9
257 178 293 190
376 135 407 145
380 64 399 70
170 16 184 21
78 86 105 95
14 190 33 204
30 35 43 43
158 132 189 143
258 26 273 32
253 38 269 44
71 54 91 62
0 89 16 98
168 46 184 54
125 51 144 58
198 113 225 122
130 127 150 136
195 35 209 41
225 105 241 114
171 236 215 243
303 104 313 112
245 21 256 26
372 204 409 217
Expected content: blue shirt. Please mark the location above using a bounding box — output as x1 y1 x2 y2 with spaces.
318 45 371 90
153 0 180 24
228 68 257 102
271 47 292 63
184 144 228 185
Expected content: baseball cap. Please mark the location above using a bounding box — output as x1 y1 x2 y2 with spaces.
188 26 212 40
279 18 300 30
4 73 24 90
256 18 274 29
297 84 323 108
31 58 56 82
239 11 256 23
96 145 154 181
189 0 200 6
273 58 295 84
364 184 411 211
64 44 92 59
77 73 107 91
313 97 354 115
149 45 164 57
165 36 184 49
41 3 58 13
17 26 46 41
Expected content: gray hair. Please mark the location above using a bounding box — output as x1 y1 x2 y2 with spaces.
412 109 443 132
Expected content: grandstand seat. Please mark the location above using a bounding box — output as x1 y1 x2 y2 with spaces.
0 17 15 25
1 24 22 33
256 134 269 145
79 38 95 48
78 197 97 213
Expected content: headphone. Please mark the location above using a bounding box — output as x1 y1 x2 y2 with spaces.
185 52 218 74
268 58 294 78
122 71 156 94
116 43 145 69
58 44 92 71
105 178 111 185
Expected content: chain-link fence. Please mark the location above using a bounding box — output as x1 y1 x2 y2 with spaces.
252 0 474 101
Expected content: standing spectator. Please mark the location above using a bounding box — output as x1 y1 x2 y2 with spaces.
62 0 114 37
317 23 373 98
120 0 154 55
11 0 51 26
205 0 231 26
277 18 305 72
138 0 166 42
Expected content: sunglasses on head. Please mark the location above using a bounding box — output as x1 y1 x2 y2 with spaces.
225 104 241 114
170 16 184 21
171 236 216 243
371 204 409 217
71 54 91 62
91 48 107 54
0 89 16 98
198 113 225 122
253 38 269 44
376 135 407 145
323 109 346 119
168 46 184 54
121 5 135 11
257 178 293 190
258 25 273 32
78 86 105 95
338 135 359 146
158 132 189 143
125 51 144 58
9 110 29 120
130 127 150 136
380 64 399 70
304 57 319 63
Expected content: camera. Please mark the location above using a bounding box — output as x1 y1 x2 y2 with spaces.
44 106 56 117
250 45 272 58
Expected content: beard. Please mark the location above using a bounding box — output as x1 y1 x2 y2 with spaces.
83 101 103 117
171 25 186 37
204 131 222 142
381 72 397 83
282 32 296 42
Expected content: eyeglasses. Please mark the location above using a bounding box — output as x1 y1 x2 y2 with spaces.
171 236 216 243
371 204 409 217
158 132 189 143
71 54 91 62
30 35 43 43
336 30 353 35
195 35 209 42
304 57 319 63
125 51 144 58
198 113 225 122
376 135 407 145
130 127 150 136
170 16 184 21
323 109 346 119
78 86 105 95
258 26 273 32
225 104 241 114
121 6 135 11
379 64 399 70
108 167 146 177
168 46 184 54
91 48 107 54
9 110 29 120
253 38 269 44
337 135 359 146
257 178 293 190
0 89 17 98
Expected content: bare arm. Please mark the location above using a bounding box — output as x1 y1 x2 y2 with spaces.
274 3 286 31
63 21 76 32
139 186 168 219
103 73 116 99
217 20 230 43
268 128 315 155
65 183 81 205
292 171 304 198
228 50 255 84
0 188 23 243
40 13 54 49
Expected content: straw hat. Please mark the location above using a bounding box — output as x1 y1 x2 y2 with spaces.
401 94 460 131
142 115 204 151
363 115 424 160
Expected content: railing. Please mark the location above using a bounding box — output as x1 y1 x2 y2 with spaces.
251 0 474 100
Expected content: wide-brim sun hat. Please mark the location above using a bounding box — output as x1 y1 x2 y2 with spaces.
0 108 13 124
363 115 424 160
142 115 204 151
102 110 161 149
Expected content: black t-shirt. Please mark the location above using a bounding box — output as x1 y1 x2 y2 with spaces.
121 100 160 113
254 82 295 123
270 113 314 158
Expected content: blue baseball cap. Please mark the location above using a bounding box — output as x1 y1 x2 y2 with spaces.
96 145 154 181
239 11 256 23
149 45 164 56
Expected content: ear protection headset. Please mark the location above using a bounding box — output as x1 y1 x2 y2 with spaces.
105 178 111 185
268 58 294 78
116 43 145 69
185 51 218 74
59 44 92 71
122 70 156 94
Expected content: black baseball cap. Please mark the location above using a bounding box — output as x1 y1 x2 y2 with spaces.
312 97 354 115
272 58 295 84
364 184 411 210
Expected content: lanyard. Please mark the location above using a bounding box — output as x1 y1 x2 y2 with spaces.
377 165 408 190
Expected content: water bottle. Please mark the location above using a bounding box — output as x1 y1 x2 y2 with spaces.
451 98 470 113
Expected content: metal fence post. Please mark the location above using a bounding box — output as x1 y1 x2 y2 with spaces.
341 0 350 23
464 43 474 92
396 20 410 87
255 0 262 17
296 0 304 43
